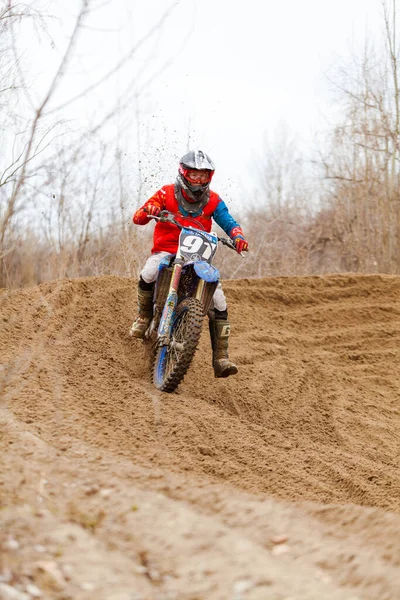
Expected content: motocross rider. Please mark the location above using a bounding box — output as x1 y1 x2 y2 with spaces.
129 150 249 378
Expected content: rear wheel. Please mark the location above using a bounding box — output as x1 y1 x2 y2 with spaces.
153 298 203 392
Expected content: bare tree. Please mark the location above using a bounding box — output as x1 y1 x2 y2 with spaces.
231 128 318 278
318 0 400 274
0 1 90 286
0 0 182 288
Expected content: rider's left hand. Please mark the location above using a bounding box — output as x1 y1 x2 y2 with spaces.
234 237 249 253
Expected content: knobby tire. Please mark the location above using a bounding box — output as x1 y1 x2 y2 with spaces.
153 298 203 392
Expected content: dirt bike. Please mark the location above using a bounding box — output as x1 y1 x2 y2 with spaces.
144 210 241 393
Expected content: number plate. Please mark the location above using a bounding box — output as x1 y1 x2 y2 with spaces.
178 228 218 263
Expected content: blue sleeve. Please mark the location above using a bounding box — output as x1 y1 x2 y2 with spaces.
212 199 241 237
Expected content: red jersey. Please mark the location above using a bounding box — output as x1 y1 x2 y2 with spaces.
133 184 225 254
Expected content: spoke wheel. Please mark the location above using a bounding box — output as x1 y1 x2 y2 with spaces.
153 298 203 392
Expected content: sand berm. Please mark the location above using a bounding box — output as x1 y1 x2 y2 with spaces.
1 274 400 600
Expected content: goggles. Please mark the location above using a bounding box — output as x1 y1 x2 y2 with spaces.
181 167 213 185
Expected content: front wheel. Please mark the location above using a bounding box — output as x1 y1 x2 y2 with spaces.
153 298 203 392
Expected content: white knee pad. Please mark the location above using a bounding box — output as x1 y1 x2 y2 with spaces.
213 283 227 312
140 252 172 283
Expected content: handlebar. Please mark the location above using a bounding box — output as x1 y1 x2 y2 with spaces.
147 209 244 256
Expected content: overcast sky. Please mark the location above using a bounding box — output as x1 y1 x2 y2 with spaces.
23 0 385 206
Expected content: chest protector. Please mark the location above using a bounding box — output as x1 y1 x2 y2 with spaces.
152 184 220 254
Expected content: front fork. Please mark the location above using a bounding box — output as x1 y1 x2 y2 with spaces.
195 279 205 302
157 261 183 345
157 263 212 346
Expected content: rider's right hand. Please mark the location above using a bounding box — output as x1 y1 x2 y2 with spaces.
144 204 161 217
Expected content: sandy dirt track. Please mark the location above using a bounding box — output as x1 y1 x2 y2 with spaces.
1 274 400 600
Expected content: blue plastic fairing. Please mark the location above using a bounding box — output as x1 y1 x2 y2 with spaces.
181 227 218 245
158 254 173 271
193 261 220 283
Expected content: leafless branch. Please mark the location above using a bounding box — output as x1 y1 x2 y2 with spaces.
43 1 177 116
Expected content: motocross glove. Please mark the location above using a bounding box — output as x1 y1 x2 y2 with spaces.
234 238 249 253
230 226 249 253
144 204 161 217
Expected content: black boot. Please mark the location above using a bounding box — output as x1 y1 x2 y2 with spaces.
208 309 238 378
129 278 154 339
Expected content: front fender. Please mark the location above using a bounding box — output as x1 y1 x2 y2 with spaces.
193 261 220 283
